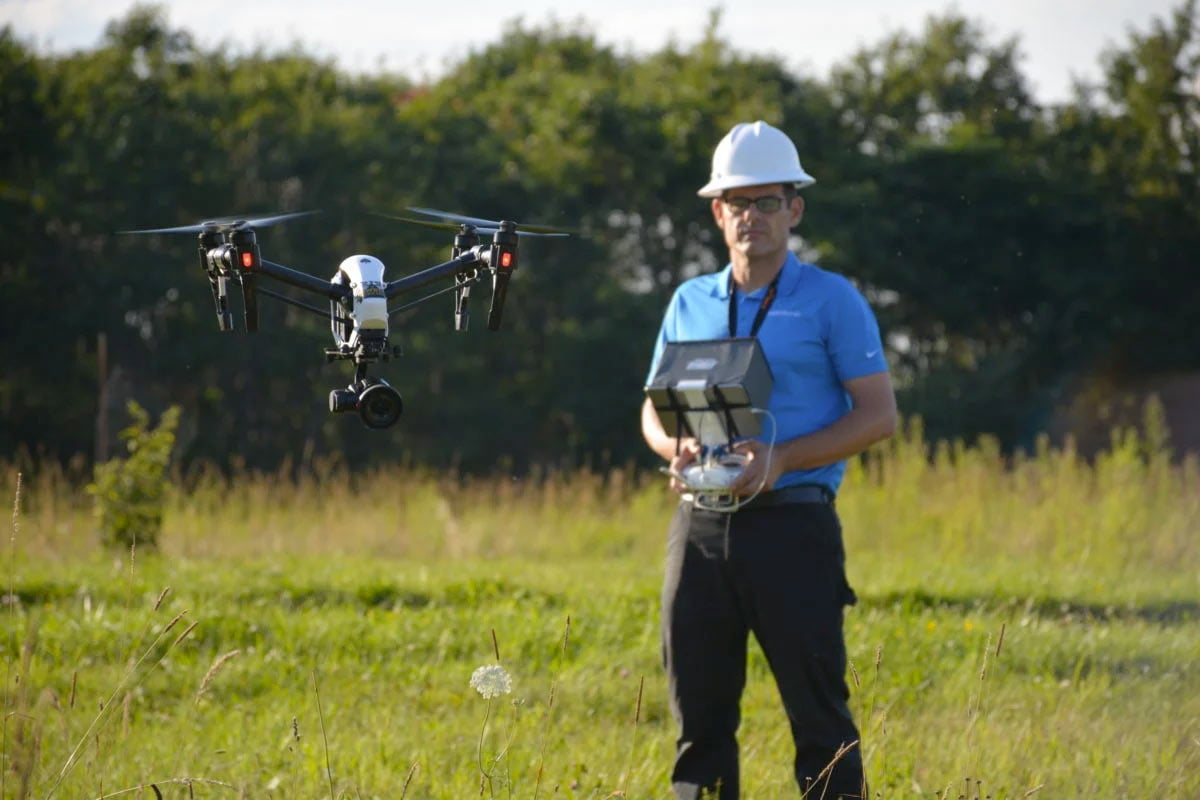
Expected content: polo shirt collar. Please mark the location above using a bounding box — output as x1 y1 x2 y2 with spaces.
713 252 805 299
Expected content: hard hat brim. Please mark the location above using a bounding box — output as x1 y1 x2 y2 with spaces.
697 170 816 198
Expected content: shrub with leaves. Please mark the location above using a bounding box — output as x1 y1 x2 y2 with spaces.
88 401 181 550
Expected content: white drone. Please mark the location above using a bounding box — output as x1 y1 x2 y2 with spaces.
121 207 569 428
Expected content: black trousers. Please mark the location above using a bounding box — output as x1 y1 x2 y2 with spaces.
661 500 865 800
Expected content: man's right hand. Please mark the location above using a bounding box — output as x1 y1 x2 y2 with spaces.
667 439 703 494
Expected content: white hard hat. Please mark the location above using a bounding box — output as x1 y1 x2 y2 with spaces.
697 120 816 197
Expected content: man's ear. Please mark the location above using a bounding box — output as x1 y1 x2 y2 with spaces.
711 197 726 227
790 195 805 226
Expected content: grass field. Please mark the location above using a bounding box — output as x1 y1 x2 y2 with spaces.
3 419 1199 799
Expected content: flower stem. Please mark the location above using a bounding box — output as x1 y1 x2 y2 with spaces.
476 697 494 795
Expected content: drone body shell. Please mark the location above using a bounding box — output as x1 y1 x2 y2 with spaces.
332 254 389 349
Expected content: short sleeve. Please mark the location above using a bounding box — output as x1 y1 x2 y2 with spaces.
826 277 888 382
645 292 680 385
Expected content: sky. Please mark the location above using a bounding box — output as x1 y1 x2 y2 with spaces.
1 0 1184 103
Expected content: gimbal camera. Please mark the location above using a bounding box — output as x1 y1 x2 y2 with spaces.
121 208 568 429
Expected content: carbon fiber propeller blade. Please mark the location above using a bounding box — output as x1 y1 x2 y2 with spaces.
405 207 573 235
373 212 569 238
118 210 320 235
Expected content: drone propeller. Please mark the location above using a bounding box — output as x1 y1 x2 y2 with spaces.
373 212 567 239
394 207 572 237
408 206 571 234
118 210 321 235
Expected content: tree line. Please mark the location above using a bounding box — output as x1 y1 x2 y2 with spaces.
1 2 1197 475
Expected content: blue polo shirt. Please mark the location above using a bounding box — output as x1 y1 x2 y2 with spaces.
646 252 888 493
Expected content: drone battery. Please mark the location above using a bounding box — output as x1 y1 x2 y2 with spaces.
645 337 774 443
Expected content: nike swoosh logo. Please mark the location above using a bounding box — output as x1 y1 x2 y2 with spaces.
865 350 880 358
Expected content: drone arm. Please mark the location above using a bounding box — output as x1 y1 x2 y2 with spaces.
257 258 352 301
254 286 333 318
387 271 486 318
384 250 483 300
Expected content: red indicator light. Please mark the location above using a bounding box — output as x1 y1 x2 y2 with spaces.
500 251 513 268
241 251 255 269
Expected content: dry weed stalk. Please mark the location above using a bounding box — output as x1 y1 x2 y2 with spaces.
801 738 858 800
399 761 418 799
4 471 22 800
88 775 238 799
312 668 337 800
46 610 194 799
614 675 646 798
533 616 571 800
194 650 242 705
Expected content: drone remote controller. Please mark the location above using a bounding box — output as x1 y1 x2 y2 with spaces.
676 452 748 492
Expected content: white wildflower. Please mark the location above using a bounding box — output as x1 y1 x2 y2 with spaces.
470 664 513 699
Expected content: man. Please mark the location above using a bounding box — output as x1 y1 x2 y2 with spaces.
640 120 897 799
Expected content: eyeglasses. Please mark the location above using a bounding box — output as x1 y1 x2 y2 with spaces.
722 195 788 213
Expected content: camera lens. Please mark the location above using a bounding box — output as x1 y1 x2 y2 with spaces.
329 388 358 414
357 382 403 429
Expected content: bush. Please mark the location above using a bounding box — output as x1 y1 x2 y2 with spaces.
87 401 181 550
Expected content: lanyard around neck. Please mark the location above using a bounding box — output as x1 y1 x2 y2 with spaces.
728 270 781 339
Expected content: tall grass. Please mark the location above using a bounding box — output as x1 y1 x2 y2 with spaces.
842 417 1198 599
2 413 1198 798
8 414 1195 577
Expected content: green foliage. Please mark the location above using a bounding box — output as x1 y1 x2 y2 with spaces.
2 2 1199 470
87 400 181 550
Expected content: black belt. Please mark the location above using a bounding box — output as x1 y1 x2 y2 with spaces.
741 484 834 510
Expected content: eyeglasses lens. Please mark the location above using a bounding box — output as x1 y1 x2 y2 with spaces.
726 196 785 213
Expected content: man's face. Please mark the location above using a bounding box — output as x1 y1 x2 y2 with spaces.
711 183 804 262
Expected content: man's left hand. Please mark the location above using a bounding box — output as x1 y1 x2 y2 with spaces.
729 440 784 496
